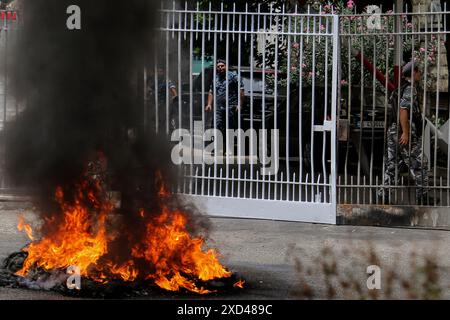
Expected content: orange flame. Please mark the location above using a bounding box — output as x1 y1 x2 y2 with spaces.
17 216 34 241
16 184 110 278
15 174 232 294
131 209 231 294
233 279 245 289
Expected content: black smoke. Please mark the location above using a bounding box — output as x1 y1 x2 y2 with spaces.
5 0 208 237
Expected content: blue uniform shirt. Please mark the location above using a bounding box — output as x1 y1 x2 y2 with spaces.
148 76 176 102
209 71 244 109
399 80 419 112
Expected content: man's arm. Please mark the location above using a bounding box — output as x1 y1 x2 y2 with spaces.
399 85 414 145
237 75 245 111
237 88 245 111
170 87 178 99
168 80 178 100
206 91 213 111
399 108 410 145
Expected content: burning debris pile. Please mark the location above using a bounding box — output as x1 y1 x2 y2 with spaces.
0 0 243 297
0 172 242 297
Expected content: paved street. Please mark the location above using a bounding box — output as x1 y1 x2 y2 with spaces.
0 208 449 299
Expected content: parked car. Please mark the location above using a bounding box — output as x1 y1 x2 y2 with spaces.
178 66 287 132
339 86 390 175
266 86 386 174
265 85 328 175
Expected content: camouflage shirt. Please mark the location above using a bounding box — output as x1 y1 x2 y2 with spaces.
148 76 176 102
399 80 422 134
399 80 419 113
209 71 244 109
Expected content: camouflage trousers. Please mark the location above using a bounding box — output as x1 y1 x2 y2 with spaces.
378 123 429 201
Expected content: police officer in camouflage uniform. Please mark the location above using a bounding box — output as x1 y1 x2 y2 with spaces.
378 61 429 205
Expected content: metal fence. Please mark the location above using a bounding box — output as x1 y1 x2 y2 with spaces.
153 3 339 223
1 3 450 223
152 3 450 214
337 6 450 207
0 10 20 189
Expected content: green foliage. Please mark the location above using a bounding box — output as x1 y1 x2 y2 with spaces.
257 1 440 94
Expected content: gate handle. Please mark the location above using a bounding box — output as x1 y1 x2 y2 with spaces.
313 120 333 132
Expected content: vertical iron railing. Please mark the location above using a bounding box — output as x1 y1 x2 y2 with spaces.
154 3 338 219
0 10 19 189
338 6 450 207
2 3 449 212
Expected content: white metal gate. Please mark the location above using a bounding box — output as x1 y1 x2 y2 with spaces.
155 4 339 224
2 4 450 223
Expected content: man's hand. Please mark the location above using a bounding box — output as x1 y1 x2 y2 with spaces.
399 132 409 145
235 105 241 112
205 105 212 112
399 109 410 146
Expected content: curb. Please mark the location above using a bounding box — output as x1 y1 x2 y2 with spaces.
338 204 450 230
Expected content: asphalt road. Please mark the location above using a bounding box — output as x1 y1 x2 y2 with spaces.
0 208 449 300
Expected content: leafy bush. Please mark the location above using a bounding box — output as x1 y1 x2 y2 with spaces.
258 0 440 93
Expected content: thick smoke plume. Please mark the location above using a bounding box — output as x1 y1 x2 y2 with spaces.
5 0 209 241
